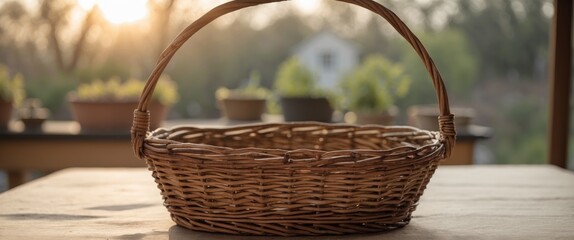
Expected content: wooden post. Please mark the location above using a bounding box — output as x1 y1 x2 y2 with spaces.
548 0 572 169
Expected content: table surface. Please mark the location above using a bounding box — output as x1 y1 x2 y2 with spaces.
1 165 572 239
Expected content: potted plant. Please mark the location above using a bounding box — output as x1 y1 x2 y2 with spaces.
0 65 25 130
215 71 270 121
342 55 411 125
274 57 335 122
18 99 50 132
68 76 178 132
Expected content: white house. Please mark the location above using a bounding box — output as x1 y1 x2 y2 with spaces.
293 31 359 90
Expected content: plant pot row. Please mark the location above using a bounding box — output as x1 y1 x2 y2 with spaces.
220 97 476 131
219 96 334 123
220 96 397 125
4 97 474 133
0 98 169 133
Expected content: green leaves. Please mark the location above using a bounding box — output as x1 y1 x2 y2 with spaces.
344 55 411 113
216 71 271 100
0 65 25 106
274 57 319 97
400 30 478 104
75 76 179 106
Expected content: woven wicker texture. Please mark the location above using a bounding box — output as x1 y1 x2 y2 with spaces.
132 0 456 236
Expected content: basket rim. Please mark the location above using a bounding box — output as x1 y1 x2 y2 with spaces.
145 122 444 158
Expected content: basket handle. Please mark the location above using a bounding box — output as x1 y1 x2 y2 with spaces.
132 0 456 159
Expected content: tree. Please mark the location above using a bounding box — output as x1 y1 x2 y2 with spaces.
39 0 102 74
0 1 40 76
449 0 551 79
149 0 178 59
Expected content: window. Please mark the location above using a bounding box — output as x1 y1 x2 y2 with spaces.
320 51 335 70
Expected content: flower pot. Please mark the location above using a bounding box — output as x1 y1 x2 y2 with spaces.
18 98 50 132
0 100 12 130
280 96 333 122
352 106 398 125
21 118 46 132
69 99 167 133
408 105 475 131
220 98 266 121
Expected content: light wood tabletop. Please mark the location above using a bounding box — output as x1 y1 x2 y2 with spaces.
0 165 572 239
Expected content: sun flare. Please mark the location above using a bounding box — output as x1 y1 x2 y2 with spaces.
293 0 320 14
77 0 148 24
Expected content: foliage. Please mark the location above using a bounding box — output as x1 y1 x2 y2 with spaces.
26 76 75 117
493 98 547 164
343 55 411 113
0 65 25 105
216 71 271 100
450 0 550 78
274 57 341 109
399 29 478 105
74 61 131 84
167 14 312 117
74 76 178 106
38 0 102 73
274 57 319 97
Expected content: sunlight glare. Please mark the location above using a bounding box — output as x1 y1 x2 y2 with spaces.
77 0 148 24
293 0 320 14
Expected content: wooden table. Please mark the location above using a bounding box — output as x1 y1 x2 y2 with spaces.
0 121 144 189
0 166 572 239
0 120 490 189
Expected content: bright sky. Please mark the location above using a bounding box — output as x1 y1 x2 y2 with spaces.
74 0 321 25
197 0 320 12
293 0 321 14
76 0 148 24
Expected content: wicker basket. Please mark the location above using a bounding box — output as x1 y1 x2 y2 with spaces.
131 0 456 236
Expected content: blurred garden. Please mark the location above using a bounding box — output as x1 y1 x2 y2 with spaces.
0 0 569 167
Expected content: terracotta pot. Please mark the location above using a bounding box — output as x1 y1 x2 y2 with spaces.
280 96 333 122
353 106 398 125
0 100 13 130
220 98 266 121
21 118 46 132
69 99 167 133
408 105 475 131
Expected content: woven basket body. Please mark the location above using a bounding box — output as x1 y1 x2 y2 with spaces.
132 0 457 236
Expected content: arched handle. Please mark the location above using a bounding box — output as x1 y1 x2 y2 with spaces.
132 0 456 159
